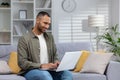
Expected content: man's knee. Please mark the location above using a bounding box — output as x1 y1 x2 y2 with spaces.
24 69 53 80
39 70 53 80
61 71 73 80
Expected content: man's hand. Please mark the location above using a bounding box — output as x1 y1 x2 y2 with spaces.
40 63 58 70
54 61 60 67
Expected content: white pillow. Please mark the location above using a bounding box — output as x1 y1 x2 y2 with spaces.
0 61 11 74
80 53 113 74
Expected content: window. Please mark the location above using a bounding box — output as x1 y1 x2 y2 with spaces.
58 0 109 50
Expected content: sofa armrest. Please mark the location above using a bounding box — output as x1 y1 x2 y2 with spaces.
106 61 120 80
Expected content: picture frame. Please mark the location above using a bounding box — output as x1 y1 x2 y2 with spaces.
19 10 27 19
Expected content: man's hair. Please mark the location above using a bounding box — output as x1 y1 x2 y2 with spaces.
36 11 50 18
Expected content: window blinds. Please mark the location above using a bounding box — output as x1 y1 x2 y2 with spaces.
58 0 109 50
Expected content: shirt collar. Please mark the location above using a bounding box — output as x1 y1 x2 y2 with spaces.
29 30 48 38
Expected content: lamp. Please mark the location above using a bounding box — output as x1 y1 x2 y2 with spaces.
88 15 105 27
88 15 105 50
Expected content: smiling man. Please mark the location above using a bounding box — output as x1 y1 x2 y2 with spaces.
17 11 73 80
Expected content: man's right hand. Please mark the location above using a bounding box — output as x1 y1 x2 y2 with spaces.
40 63 58 70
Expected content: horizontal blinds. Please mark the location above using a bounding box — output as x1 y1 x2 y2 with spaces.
58 1 109 50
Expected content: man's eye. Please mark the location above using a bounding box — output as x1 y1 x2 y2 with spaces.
44 22 50 25
44 22 47 24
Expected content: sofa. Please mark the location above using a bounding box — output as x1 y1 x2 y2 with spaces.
0 42 120 80
0 45 26 80
56 42 120 80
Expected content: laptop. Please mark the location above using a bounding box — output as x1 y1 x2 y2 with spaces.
55 51 82 72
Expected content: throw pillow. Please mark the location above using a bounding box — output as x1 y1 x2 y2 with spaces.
8 51 21 74
80 52 113 74
74 50 90 72
0 60 11 74
94 50 106 54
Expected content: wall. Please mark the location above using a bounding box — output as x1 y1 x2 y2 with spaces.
109 0 119 26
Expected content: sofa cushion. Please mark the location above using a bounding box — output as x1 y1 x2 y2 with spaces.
8 52 21 74
74 50 90 72
0 60 11 74
80 53 113 74
0 74 26 80
72 72 106 80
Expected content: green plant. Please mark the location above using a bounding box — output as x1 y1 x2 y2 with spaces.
96 24 120 57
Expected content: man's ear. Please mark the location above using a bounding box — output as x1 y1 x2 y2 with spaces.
36 18 40 24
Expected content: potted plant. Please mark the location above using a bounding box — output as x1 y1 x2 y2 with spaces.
96 24 120 61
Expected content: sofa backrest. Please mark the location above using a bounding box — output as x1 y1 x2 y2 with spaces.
0 45 17 61
56 42 93 60
0 42 93 61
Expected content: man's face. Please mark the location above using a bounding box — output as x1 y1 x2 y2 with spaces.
37 15 51 33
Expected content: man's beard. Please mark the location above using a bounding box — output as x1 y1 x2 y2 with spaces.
38 27 46 33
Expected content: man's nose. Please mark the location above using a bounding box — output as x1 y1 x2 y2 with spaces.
45 25 49 29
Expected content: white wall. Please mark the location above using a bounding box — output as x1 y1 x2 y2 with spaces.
109 0 119 26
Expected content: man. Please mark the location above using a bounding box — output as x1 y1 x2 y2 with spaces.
17 11 73 80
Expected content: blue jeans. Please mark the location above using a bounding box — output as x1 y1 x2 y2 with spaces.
24 69 73 80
